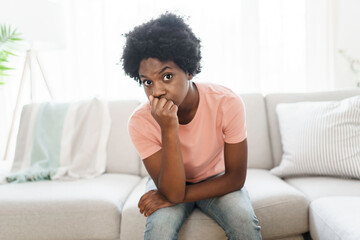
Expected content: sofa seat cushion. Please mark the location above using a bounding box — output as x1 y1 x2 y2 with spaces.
246 169 309 239
120 169 309 240
285 176 360 201
310 197 360 240
0 173 141 240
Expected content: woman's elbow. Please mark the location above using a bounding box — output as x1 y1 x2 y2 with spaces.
228 173 246 191
158 186 185 204
165 192 185 204
237 180 245 190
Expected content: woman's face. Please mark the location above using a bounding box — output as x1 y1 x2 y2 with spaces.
138 58 193 107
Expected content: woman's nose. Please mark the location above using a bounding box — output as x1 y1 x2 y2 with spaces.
152 83 166 98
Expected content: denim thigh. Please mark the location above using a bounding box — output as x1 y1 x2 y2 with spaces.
144 177 195 240
195 187 262 240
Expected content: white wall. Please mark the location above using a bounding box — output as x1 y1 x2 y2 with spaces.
334 0 360 89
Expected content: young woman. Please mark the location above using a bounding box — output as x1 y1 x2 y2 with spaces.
122 12 262 240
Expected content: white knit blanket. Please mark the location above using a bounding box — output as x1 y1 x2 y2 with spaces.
2 98 111 183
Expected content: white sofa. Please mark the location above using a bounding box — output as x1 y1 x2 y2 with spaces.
1 89 359 240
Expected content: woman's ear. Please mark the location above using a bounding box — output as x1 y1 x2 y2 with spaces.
187 73 193 80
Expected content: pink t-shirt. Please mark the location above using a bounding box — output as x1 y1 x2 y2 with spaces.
128 82 247 183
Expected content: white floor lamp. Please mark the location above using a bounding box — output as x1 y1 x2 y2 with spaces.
0 0 65 161
3 49 55 161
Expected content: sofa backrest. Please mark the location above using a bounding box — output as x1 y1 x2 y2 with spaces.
13 94 275 176
265 89 360 167
106 100 142 175
240 94 273 169
14 101 143 176
16 90 358 176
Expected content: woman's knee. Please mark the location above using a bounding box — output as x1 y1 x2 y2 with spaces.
202 189 262 239
218 195 261 239
144 203 193 240
225 210 261 240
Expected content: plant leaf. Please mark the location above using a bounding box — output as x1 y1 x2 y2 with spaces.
10 37 23 41
0 24 23 83
3 50 16 56
0 65 13 70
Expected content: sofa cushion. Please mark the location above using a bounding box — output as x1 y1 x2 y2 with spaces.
14 101 141 176
310 197 360 240
272 96 360 179
265 89 360 166
120 177 147 240
241 94 273 169
245 169 309 239
0 174 141 240
285 176 360 201
10 100 112 183
120 169 309 240
106 101 141 175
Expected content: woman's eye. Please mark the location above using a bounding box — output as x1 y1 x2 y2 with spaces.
163 73 173 81
143 80 152 86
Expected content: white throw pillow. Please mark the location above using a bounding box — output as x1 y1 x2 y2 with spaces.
271 96 360 179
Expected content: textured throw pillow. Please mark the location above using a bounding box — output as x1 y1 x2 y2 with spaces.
271 96 360 179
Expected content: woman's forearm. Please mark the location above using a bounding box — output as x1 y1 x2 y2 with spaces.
157 127 186 203
183 172 245 203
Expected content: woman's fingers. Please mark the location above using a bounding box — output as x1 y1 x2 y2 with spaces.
150 97 159 111
151 98 176 115
138 190 154 208
163 99 175 110
139 191 155 215
149 97 178 129
143 201 155 217
149 95 154 105
139 196 152 214
138 190 175 217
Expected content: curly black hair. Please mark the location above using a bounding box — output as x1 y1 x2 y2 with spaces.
121 12 202 85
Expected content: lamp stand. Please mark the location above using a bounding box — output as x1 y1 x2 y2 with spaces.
3 49 53 161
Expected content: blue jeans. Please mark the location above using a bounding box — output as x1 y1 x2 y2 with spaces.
144 177 262 240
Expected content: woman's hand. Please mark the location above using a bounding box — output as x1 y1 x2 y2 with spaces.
138 189 175 217
149 95 178 130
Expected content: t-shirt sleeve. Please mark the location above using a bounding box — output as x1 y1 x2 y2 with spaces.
222 95 247 143
128 114 161 160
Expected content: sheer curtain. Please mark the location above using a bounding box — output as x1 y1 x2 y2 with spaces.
1 0 337 162
42 0 337 102
57 0 246 102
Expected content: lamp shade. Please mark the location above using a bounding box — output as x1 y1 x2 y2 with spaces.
0 0 66 50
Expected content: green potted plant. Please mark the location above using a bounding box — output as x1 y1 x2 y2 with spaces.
0 24 23 85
